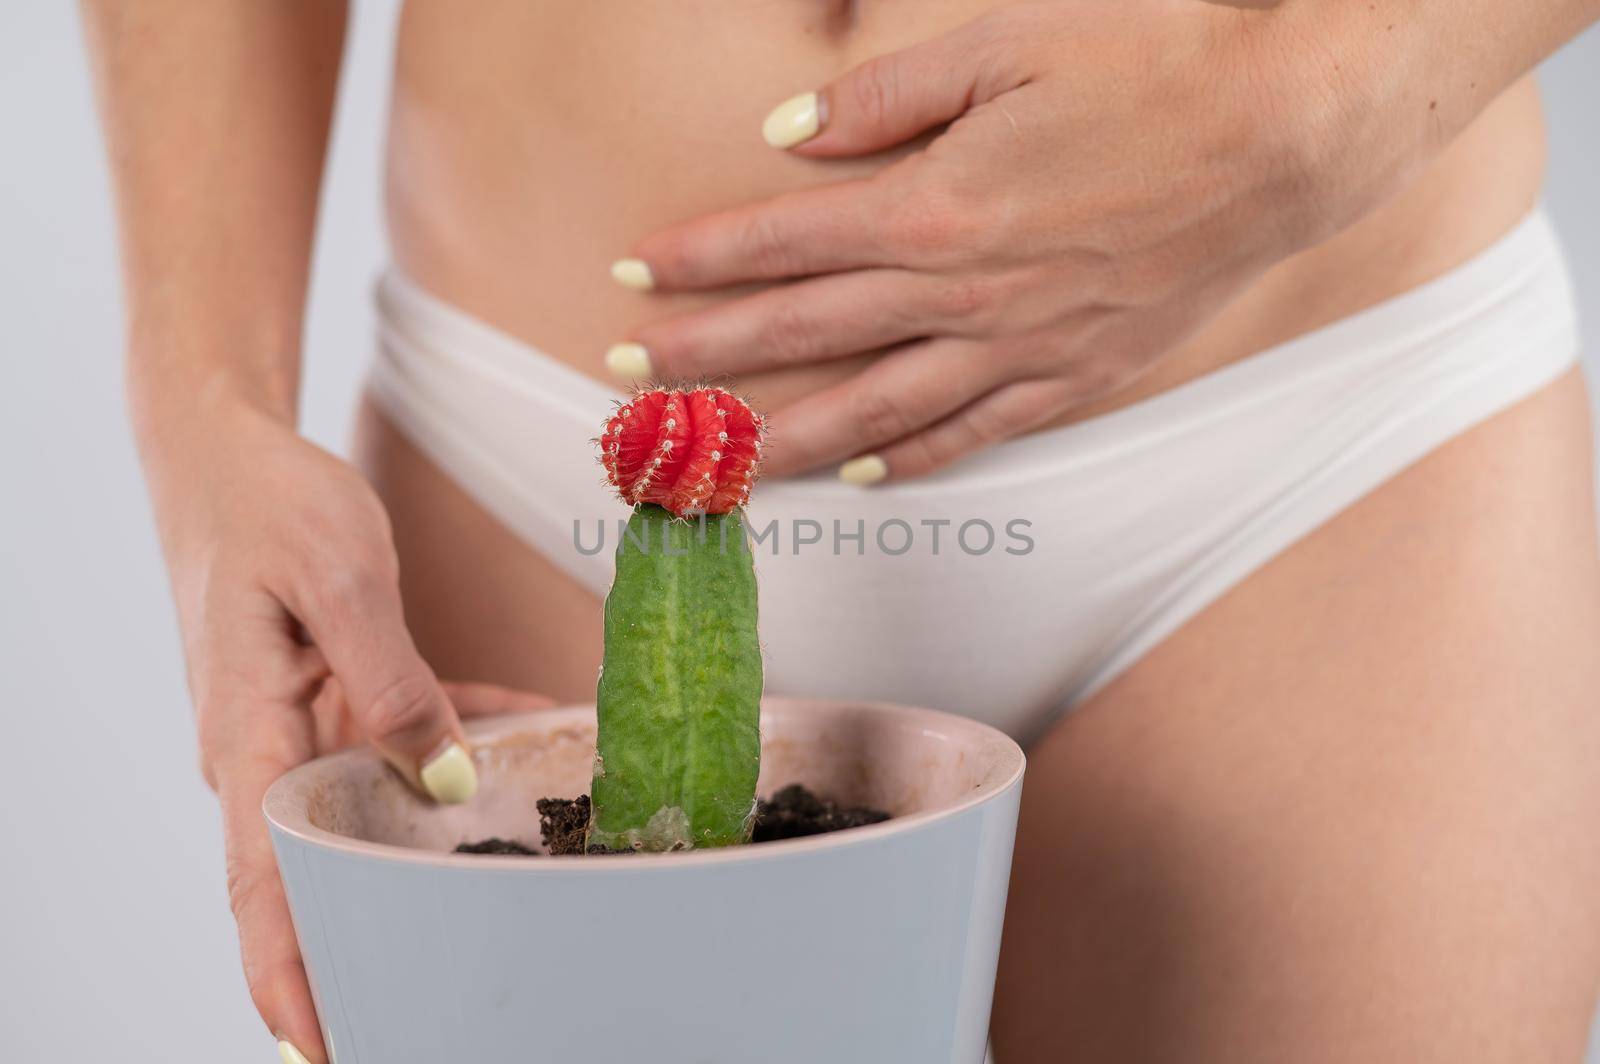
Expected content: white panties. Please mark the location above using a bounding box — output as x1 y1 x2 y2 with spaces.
370 210 1578 745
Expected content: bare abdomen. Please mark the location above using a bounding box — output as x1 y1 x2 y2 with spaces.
385 0 1549 430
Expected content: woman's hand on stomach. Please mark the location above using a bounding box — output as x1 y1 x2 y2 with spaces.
612 1 1477 482
149 398 552 1060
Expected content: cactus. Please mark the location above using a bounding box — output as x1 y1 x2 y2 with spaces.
587 387 766 851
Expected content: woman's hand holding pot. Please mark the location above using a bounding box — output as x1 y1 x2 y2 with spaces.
140 394 551 1063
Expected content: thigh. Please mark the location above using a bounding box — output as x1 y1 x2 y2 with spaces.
352 395 604 701
991 369 1600 1063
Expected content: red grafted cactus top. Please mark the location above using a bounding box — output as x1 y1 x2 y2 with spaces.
599 386 766 516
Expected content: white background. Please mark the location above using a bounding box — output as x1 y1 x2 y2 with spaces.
2 4 1598 1061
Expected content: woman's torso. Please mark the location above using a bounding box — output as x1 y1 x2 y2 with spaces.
364 0 1557 701
384 0 1548 431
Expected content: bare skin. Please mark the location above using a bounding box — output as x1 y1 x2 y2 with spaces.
392 0 1551 440
83 0 1600 1061
994 368 1600 1062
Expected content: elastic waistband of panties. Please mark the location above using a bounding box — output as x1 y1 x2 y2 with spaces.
374 208 1577 493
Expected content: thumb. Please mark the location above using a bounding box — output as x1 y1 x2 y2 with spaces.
295 567 478 805
760 11 1026 154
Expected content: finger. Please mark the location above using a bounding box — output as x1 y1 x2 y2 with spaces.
288 566 477 805
627 268 948 380
627 179 896 291
214 706 328 1064
864 377 1074 482
441 681 558 718
309 672 361 753
761 338 1009 478
308 675 555 751
762 11 1027 154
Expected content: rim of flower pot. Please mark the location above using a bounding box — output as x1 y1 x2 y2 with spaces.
263 697 1025 873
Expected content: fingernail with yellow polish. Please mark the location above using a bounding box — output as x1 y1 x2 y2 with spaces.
605 342 653 380
278 1041 312 1064
838 454 888 486
762 91 822 149
420 742 478 805
610 258 655 291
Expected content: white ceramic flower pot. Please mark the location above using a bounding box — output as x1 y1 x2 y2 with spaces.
264 697 1025 1064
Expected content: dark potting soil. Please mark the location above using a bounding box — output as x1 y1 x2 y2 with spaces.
454 837 540 856
752 783 892 842
454 784 890 858
537 795 600 856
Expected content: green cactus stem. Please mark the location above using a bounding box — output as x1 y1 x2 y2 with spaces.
587 504 762 851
